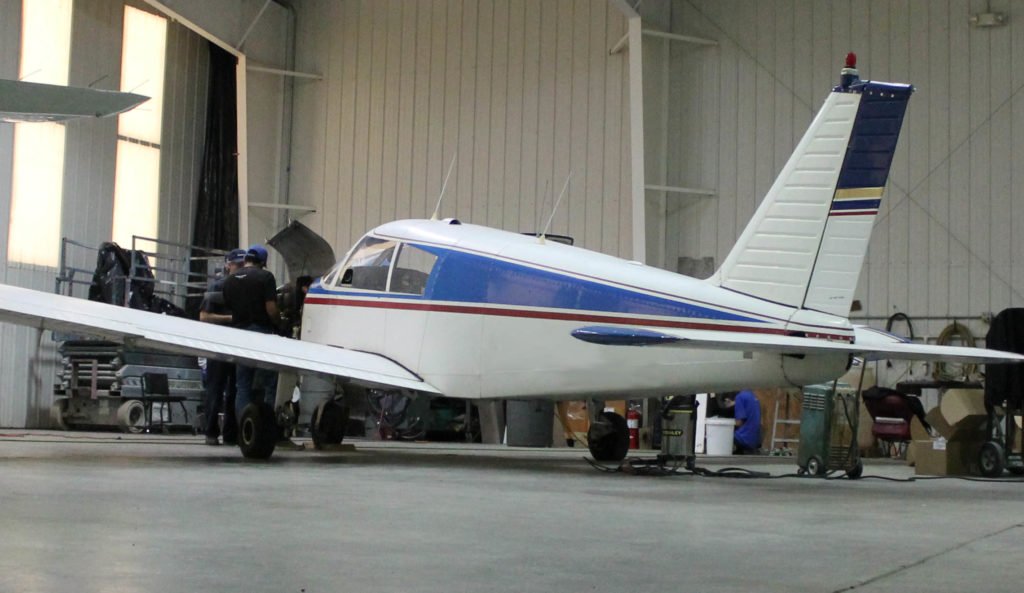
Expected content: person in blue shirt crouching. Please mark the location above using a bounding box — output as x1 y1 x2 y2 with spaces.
720 390 762 454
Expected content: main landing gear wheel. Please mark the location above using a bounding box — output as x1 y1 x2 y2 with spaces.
978 441 1005 478
238 403 277 459
310 400 349 449
587 411 630 462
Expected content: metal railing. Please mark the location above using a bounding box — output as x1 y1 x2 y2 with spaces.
55 236 231 310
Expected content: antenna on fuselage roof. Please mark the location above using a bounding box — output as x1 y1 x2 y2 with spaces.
535 178 551 233
539 171 572 245
430 150 458 221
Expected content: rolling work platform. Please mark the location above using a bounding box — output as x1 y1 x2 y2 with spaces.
50 236 224 433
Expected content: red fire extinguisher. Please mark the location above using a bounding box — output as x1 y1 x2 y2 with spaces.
627 407 641 449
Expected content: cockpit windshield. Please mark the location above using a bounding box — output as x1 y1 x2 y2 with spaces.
320 235 439 295
335 236 397 291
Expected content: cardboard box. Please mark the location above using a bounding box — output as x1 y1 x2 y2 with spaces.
939 389 987 433
905 417 934 466
914 439 986 476
914 389 990 476
556 400 627 440
909 416 930 441
557 401 589 438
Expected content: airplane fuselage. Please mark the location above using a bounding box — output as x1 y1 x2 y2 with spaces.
301 219 852 400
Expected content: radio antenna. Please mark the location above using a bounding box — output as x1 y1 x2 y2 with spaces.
535 179 551 235
431 150 458 221
539 171 572 244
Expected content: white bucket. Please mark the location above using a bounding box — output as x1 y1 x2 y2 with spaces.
705 418 734 456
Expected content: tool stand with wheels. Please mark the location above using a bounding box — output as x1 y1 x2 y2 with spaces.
981 309 1024 477
796 381 863 479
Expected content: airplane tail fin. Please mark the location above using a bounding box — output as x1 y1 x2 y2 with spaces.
711 54 912 318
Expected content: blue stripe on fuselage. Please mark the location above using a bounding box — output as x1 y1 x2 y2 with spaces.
311 245 765 324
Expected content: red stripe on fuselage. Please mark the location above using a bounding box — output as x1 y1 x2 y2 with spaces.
303 296 854 342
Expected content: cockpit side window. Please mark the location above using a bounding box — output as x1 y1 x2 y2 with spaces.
338 236 397 291
389 243 438 295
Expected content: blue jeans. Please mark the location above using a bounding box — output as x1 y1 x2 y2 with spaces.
234 324 279 418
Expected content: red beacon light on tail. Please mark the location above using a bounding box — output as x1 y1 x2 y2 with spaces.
839 52 860 90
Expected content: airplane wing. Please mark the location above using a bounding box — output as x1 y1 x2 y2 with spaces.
0 79 149 123
0 283 439 393
570 324 1024 364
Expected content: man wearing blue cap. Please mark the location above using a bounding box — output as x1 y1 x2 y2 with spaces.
199 248 247 445
222 244 281 419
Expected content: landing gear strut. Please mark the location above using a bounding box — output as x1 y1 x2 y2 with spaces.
587 401 630 462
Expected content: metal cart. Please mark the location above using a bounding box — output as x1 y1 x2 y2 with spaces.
797 381 863 478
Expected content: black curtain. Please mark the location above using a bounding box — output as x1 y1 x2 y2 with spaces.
187 43 239 318
193 43 239 251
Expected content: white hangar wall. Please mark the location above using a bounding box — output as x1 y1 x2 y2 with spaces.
642 0 1024 354
0 0 210 427
289 0 638 260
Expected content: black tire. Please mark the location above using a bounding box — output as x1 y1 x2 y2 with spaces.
847 460 863 480
310 400 349 449
238 403 277 459
978 441 1005 478
806 455 826 477
1008 467 1024 476
587 411 630 462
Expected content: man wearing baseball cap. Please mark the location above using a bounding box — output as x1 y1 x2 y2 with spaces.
198 248 247 445
222 244 280 419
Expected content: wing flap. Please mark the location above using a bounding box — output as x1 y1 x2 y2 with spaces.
0 283 439 393
570 324 1024 364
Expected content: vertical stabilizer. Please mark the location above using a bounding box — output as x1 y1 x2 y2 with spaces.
711 55 912 318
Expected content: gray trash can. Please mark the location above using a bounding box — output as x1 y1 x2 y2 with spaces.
506 399 554 447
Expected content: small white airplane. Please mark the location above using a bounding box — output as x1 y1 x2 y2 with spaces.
1 55 1020 460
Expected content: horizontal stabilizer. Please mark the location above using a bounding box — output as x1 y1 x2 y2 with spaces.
0 283 439 393
570 324 1024 364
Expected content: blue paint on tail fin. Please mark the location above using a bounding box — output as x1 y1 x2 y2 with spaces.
836 82 913 190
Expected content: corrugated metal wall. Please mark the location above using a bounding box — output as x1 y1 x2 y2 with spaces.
0 0 208 427
644 0 1024 351
289 0 636 259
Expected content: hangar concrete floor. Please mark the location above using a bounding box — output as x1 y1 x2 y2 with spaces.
0 432 1022 593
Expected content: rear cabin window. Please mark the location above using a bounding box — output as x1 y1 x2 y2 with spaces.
339 237 396 291
390 244 437 295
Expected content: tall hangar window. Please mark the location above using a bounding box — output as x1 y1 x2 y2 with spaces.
7 0 74 266
111 6 167 248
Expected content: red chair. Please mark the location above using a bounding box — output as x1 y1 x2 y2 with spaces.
862 392 917 457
